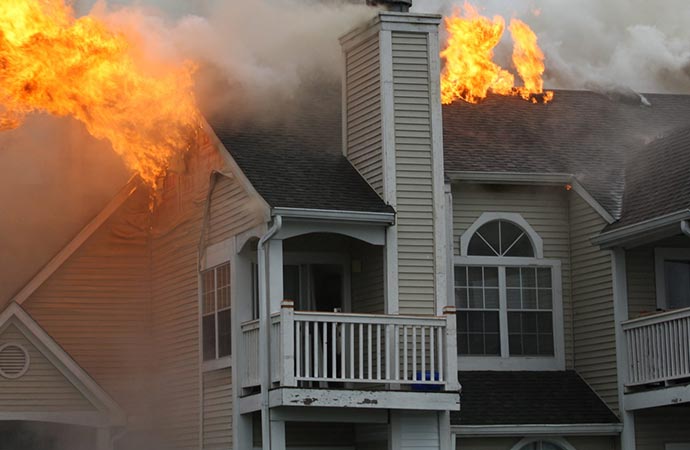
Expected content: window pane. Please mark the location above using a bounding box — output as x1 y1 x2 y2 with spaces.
467 311 484 332
477 221 500 253
457 333 469 354
484 288 499 309
202 315 216 361
457 311 468 332
508 311 554 357
523 334 538 355
469 288 484 308
468 235 495 256
537 311 553 333
538 289 553 309
538 334 555 355
485 333 500 355
522 312 537 332
537 268 552 288
455 266 467 287
455 288 469 309
522 289 537 309
468 334 485 355
484 267 498 287
499 220 523 255
468 267 483 287
664 260 690 309
509 334 522 355
218 309 232 358
504 234 534 257
457 311 500 356
507 288 521 309
484 312 500 332
521 267 536 288
506 267 521 287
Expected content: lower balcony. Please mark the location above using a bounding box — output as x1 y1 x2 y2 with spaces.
238 302 460 412
622 306 690 410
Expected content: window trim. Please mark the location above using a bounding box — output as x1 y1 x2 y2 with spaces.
460 212 544 258
510 437 577 450
455 256 565 370
654 248 690 310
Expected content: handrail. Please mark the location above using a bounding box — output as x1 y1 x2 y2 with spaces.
622 306 690 329
293 311 446 326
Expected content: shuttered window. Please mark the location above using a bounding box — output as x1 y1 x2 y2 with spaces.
201 262 231 361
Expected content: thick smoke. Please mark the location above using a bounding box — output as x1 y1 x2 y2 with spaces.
414 0 690 94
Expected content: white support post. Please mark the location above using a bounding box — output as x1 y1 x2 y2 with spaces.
612 248 636 450
281 300 296 387
443 306 460 391
439 411 452 450
96 428 113 450
267 239 284 315
269 417 286 450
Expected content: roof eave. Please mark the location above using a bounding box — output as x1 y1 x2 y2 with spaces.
592 209 690 248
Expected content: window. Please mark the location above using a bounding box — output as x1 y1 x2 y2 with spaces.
515 440 570 450
456 213 563 369
655 249 690 310
202 262 232 361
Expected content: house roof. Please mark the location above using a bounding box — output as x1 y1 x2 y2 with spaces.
451 371 620 426
206 85 394 215
609 124 690 229
442 90 690 220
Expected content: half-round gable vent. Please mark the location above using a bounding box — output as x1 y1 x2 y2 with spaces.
0 343 30 379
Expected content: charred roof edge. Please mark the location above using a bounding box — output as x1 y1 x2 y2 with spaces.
593 209 690 248
446 171 615 224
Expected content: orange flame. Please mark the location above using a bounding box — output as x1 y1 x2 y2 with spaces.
440 3 553 104
0 0 202 187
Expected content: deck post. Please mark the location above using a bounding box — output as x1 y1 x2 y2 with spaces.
269 416 286 450
443 306 460 391
281 300 296 387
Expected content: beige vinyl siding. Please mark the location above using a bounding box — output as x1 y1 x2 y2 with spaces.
398 411 439 449
392 31 436 315
345 33 384 196
452 184 574 367
569 193 618 412
207 173 263 248
23 188 152 422
626 247 657 319
0 324 94 411
151 136 265 449
351 242 385 314
635 406 690 450
203 368 232 450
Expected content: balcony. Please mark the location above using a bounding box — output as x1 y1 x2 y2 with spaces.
239 301 460 412
622 306 690 410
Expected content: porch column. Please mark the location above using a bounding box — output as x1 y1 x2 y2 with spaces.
267 239 284 314
96 428 112 450
612 248 636 450
269 416 286 450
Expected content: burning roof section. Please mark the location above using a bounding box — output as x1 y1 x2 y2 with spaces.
442 89 690 219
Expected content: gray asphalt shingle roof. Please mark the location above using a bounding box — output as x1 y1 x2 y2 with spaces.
452 371 620 426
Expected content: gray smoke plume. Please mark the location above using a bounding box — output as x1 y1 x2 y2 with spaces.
413 0 690 94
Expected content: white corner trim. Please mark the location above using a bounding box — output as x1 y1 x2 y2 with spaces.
593 209 690 248
12 178 138 305
510 436 578 450
271 207 394 225
459 212 544 258
453 424 622 437
654 248 690 310
0 303 126 425
202 238 234 271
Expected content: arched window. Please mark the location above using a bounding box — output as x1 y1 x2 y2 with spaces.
455 213 563 369
511 438 576 450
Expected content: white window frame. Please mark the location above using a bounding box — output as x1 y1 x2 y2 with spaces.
200 240 234 372
455 213 565 371
654 248 690 310
510 437 577 450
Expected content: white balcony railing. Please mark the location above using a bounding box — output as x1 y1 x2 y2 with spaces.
240 301 459 391
623 306 690 387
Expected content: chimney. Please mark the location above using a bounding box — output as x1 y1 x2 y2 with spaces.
366 0 412 12
340 12 447 316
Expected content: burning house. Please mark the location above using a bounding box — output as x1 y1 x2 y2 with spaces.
1 1 690 450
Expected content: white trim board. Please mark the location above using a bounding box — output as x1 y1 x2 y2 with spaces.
12 177 139 305
0 302 126 425
453 424 622 437
593 209 690 248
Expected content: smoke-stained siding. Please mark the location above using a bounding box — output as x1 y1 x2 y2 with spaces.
23 188 152 423
569 193 618 412
392 31 436 315
451 184 574 367
0 324 94 411
151 136 265 449
345 33 384 197
203 368 233 450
